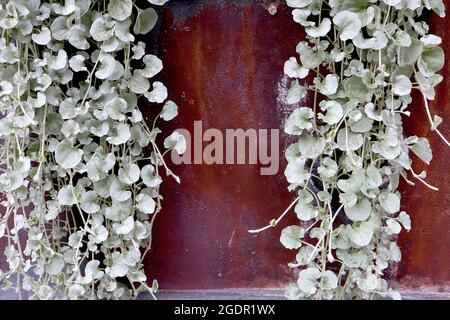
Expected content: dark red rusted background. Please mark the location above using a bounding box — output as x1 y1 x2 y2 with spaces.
145 0 304 290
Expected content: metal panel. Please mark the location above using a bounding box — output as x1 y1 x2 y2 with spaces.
146 0 450 296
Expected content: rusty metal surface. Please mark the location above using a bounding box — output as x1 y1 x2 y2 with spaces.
145 0 305 290
394 4 450 295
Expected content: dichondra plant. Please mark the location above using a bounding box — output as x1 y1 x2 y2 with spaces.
251 0 447 300
0 0 185 299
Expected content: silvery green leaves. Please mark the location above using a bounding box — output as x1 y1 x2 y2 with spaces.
95 54 124 80
144 81 168 103
297 133 326 159
284 57 309 79
316 75 339 97
0 2 18 30
55 140 83 169
134 8 158 35
296 41 325 69
419 46 444 77
164 132 187 154
90 14 134 44
286 80 307 104
108 0 133 21
284 107 314 135
392 75 412 96
305 18 331 38
379 191 401 214
344 199 372 222
410 137 433 164
140 165 161 187
0 0 177 300
279 0 446 300
318 101 343 124
32 27 51 45
106 123 131 145
296 268 338 297
160 101 179 121
147 0 170 5
317 157 338 179
397 211 411 231
136 193 156 214
119 163 140 185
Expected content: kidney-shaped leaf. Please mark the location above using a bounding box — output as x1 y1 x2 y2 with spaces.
134 8 158 35
55 140 82 169
280 226 305 249
333 11 362 41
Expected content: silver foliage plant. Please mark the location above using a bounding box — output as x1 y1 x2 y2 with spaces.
252 0 447 299
0 0 184 299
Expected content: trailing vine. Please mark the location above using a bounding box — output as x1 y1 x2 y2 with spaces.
251 0 447 299
0 0 184 299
